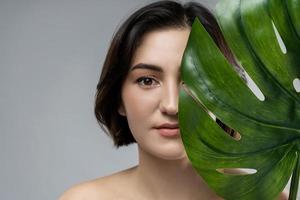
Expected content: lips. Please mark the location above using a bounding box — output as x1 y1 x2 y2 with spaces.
155 123 179 137
156 123 179 129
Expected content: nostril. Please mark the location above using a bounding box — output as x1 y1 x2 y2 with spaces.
160 102 178 115
160 95 179 115
162 107 178 115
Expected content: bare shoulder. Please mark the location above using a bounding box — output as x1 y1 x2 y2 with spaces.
59 180 107 200
59 166 137 200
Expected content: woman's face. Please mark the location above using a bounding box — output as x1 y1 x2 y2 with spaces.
119 28 190 160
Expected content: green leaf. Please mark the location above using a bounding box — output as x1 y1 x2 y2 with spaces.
286 0 300 38
179 0 300 199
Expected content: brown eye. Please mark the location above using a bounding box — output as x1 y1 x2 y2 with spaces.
136 76 159 88
141 77 153 85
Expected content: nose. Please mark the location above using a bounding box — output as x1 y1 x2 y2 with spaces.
159 81 179 115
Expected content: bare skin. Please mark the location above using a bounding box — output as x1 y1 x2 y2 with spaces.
60 28 221 200
60 155 223 200
59 28 288 200
59 146 223 200
59 164 288 200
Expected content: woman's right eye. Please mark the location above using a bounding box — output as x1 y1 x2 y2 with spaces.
136 76 160 88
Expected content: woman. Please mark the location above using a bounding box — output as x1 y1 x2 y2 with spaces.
60 1 287 199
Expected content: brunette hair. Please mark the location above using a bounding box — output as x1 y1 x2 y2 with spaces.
95 0 245 147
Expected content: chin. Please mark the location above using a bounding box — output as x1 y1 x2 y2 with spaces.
138 140 188 161
153 147 187 161
160 154 187 161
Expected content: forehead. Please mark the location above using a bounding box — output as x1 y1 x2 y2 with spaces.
130 28 190 72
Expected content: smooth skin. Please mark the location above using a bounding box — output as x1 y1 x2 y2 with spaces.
59 28 288 200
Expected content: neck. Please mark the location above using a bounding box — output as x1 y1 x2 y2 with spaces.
132 145 220 200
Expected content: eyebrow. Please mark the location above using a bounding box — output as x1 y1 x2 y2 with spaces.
130 63 163 72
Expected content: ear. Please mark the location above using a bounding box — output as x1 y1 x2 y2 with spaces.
118 104 126 116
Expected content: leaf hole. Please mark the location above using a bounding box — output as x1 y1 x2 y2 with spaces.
234 60 265 101
182 85 240 142
244 70 265 101
207 111 216 121
216 119 241 141
271 21 287 54
216 168 257 175
293 78 300 93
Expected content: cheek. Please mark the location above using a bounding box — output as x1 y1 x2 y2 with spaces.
123 89 159 119
121 87 161 132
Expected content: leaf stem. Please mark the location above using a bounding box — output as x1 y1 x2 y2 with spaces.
289 152 300 200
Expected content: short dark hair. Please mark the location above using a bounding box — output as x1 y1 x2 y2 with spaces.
94 0 244 147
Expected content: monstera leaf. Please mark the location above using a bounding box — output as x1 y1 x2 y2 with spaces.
179 0 300 199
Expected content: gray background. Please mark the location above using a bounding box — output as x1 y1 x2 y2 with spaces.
0 0 219 200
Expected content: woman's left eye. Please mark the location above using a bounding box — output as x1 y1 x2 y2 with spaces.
136 76 159 88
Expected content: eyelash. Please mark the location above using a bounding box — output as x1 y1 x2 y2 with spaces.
136 76 160 88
